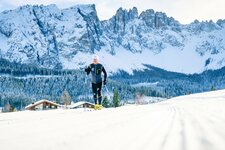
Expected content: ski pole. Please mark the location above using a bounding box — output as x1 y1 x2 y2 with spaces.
104 84 111 100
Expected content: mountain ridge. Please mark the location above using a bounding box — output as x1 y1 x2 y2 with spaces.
1 4 225 74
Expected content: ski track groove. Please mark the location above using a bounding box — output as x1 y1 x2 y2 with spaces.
159 106 177 150
175 100 225 150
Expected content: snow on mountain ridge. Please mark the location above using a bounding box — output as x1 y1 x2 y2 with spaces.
0 4 225 74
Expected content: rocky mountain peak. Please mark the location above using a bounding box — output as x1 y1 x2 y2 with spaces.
0 4 225 73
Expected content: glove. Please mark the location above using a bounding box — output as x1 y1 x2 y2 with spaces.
85 67 90 75
103 80 107 85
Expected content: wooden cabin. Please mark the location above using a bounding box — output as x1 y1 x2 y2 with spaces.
25 100 60 111
69 101 95 109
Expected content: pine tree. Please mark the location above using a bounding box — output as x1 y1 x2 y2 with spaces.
102 96 110 108
211 85 216 91
60 90 72 108
113 90 120 107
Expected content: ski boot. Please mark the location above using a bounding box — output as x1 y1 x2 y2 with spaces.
94 104 103 110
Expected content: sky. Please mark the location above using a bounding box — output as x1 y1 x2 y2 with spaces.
0 0 224 24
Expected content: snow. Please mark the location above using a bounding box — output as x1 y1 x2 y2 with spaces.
1 4 225 74
132 82 159 87
0 74 61 79
1 90 225 150
62 45 207 74
0 33 9 54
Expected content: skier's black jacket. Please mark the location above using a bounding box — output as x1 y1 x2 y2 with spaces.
85 63 107 84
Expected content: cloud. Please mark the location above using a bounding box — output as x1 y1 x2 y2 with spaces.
0 0 224 24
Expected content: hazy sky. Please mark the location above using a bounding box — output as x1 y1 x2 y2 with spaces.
0 0 224 24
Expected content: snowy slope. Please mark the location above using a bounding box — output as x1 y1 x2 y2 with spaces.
1 4 225 74
1 90 225 150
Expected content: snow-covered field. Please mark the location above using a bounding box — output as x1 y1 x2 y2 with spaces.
1 90 225 150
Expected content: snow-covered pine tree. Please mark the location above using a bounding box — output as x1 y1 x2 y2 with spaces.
102 96 110 108
60 90 72 108
113 89 120 107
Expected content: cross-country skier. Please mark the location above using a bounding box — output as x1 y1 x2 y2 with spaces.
85 54 107 109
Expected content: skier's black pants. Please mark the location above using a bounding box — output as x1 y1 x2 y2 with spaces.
92 82 102 105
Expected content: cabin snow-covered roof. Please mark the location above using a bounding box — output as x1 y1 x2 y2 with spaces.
25 99 60 109
69 101 94 109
